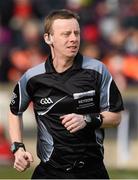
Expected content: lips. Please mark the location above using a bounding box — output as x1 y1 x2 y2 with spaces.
67 46 77 49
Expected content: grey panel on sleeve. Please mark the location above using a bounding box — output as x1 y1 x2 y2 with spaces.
18 62 46 113
95 129 104 156
82 56 102 73
82 56 112 111
99 63 112 111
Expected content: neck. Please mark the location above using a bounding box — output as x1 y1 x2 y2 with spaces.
52 55 74 73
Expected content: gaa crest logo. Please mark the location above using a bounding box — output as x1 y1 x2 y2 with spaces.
40 97 53 105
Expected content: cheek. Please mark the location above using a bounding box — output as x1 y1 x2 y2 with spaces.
53 40 62 48
54 38 66 46
78 39 80 46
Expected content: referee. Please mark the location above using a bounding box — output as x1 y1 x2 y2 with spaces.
9 9 124 179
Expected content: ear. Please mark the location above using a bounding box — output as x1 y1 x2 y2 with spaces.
44 33 53 45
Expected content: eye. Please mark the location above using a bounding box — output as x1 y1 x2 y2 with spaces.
63 32 70 37
75 31 80 36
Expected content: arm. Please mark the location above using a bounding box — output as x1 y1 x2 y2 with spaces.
61 62 124 133
101 111 121 128
9 70 34 171
60 111 122 133
9 112 33 172
9 112 23 143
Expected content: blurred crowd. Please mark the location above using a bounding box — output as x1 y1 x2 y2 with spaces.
0 0 138 89
0 123 14 165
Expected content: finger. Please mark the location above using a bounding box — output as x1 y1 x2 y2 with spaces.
15 158 27 168
61 116 71 125
14 165 22 172
60 114 75 124
15 160 29 169
14 163 27 172
60 115 66 119
60 113 75 120
60 114 73 119
70 126 80 133
18 156 30 166
24 152 34 162
64 119 76 128
66 122 78 131
15 154 31 168
14 166 25 172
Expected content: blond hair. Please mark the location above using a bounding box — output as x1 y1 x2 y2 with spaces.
44 9 80 34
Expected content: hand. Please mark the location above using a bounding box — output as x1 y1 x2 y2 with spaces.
60 113 86 133
13 148 34 172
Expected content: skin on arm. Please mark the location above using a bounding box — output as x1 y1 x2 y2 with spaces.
100 111 121 128
9 112 34 172
60 111 122 133
9 112 23 143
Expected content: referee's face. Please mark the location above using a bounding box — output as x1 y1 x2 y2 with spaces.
50 18 80 59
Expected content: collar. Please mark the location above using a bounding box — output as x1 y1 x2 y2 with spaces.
45 53 83 73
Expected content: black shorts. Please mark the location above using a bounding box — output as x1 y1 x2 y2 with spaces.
31 160 109 179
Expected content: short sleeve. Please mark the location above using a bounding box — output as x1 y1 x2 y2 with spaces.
10 73 31 115
100 63 124 112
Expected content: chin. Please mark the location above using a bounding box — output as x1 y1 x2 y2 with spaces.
67 51 78 58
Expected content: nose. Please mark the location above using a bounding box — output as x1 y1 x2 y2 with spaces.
70 32 78 42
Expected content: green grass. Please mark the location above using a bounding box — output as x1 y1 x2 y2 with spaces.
108 168 138 179
0 166 33 179
0 166 138 179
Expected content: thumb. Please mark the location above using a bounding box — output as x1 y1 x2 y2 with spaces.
24 152 34 162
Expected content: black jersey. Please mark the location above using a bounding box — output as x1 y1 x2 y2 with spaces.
10 53 124 166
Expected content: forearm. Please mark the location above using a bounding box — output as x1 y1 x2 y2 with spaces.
84 111 122 129
60 111 122 133
9 111 23 143
100 111 122 128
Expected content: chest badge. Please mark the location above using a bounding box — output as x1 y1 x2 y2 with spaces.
40 97 53 105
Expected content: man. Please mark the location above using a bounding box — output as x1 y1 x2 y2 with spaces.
9 9 124 179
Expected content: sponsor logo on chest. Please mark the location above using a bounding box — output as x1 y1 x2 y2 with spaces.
73 90 96 109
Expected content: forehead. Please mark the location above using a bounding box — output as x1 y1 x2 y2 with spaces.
52 18 80 32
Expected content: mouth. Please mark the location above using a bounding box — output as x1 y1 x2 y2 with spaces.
67 46 78 51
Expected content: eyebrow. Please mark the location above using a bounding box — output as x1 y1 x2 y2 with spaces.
62 30 80 34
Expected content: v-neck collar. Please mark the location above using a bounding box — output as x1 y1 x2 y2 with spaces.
45 53 83 74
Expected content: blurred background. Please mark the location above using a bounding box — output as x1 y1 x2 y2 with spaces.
0 0 138 178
